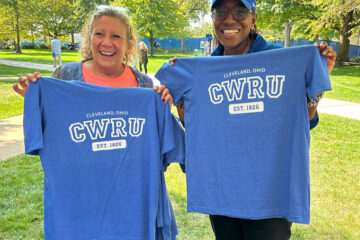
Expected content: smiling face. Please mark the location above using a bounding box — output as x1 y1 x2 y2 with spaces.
213 0 257 55
90 15 129 74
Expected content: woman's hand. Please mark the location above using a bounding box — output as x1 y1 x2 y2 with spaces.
13 72 42 97
315 41 337 74
153 85 173 105
169 57 178 66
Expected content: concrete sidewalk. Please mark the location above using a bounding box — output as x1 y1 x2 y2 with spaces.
0 115 24 161
317 98 360 120
0 59 56 71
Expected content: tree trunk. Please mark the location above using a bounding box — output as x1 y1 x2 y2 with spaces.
337 29 351 63
357 31 360 57
14 1 22 54
149 36 154 57
314 34 319 43
284 21 296 48
181 37 185 53
71 33 75 45
336 12 353 64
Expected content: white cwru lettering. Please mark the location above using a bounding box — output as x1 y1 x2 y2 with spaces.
69 117 146 143
266 75 285 98
128 118 146 137
208 83 223 104
69 123 86 143
221 78 247 102
111 118 127 137
208 75 285 103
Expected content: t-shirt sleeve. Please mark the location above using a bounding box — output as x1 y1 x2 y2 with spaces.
156 96 185 168
23 81 44 155
305 47 332 101
155 58 196 105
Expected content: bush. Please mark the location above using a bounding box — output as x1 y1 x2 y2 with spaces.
0 41 11 49
37 44 49 49
22 44 37 49
352 57 360 63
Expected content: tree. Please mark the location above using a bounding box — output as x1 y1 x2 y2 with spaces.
177 0 210 52
35 0 76 38
112 0 188 56
0 0 34 53
257 0 318 47
190 21 213 38
309 0 360 63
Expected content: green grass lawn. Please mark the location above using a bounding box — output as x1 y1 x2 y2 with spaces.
0 48 194 74
0 49 81 65
327 65 360 103
0 64 53 77
0 79 24 119
146 48 195 73
0 113 359 239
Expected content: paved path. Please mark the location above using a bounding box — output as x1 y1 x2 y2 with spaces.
0 115 24 161
0 59 56 71
317 98 360 120
0 60 359 161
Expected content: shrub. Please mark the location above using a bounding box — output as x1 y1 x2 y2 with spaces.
37 44 49 49
352 57 360 63
22 44 37 49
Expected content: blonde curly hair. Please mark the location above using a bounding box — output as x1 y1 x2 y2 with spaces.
80 7 137 65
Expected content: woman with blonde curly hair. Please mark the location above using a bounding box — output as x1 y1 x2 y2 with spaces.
14 6 172 103
138 41 149 74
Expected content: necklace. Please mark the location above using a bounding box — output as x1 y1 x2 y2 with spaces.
242 38 251 55
223 38 251 56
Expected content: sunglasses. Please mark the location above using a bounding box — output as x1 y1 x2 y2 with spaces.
211 6 251 22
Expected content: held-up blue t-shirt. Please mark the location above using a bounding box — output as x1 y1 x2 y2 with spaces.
155 46 331 224
24 77 185 240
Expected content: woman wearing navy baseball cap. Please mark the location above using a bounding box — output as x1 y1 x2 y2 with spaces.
172 0 336 239
210 1 335 239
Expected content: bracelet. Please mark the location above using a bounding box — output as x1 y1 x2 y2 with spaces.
307 92 324 107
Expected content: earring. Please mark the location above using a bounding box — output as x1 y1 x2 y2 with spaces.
250 25 255 34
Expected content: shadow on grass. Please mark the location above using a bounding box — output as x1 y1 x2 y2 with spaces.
330 65 360 77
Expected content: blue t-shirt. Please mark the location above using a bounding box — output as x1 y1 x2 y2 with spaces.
155 45 331 224
24 77 185 240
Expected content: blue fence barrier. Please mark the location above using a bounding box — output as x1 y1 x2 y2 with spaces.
140 37 360 59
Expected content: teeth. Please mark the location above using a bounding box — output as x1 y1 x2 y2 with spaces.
100 51 115 56
223 30 239 34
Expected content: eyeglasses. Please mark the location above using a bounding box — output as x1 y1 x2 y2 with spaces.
211 6 251 22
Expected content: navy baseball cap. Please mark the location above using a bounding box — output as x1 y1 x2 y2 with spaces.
211 0 256 12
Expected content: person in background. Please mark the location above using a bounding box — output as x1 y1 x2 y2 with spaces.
51 35 62 68
14 6 171 103
170 0 336 239
138 41 149 74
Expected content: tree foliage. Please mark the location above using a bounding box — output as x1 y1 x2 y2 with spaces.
112 0 188 56
190 22 213 38
0 0 37 53
257 0 360 62
257 0 318 46
309 0 360 63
